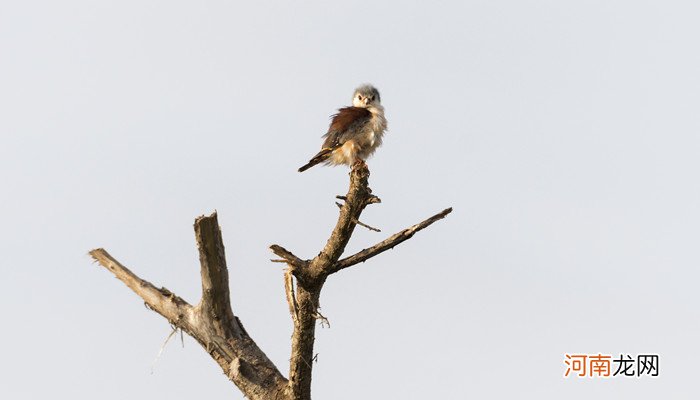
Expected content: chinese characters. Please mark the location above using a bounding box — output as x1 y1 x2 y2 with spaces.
564 353 658 378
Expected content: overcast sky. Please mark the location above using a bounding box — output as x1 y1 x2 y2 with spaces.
2 1 699 399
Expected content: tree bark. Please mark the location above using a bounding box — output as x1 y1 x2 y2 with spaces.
91 163 451 399
90 214 288 400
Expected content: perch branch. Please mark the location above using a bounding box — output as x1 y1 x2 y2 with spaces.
273 164 452 399
282 163 375 399
312 164 373 273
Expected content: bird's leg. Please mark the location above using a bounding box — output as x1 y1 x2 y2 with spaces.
352 158 367 170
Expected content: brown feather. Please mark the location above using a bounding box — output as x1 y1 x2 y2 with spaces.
299 107 373 172
329 107 371 133
322 107 372 148
298 148 332 172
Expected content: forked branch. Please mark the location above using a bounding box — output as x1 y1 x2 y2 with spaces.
90 213 287 400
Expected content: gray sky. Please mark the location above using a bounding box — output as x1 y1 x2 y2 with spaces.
1 1 698 398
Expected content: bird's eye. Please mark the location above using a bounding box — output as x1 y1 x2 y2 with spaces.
357 95 362 100
369 96 374 101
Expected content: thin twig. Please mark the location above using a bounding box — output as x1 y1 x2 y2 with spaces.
354 219 381 232
314 309 330 328
335 202 381 232
151 326 179 374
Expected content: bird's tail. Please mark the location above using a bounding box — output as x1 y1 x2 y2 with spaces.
298 148 333 172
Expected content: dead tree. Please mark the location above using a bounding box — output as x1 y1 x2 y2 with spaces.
90 163 451 400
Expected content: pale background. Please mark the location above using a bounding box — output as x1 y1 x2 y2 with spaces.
1 1 698 399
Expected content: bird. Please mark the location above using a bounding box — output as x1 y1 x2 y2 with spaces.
298 84 387 172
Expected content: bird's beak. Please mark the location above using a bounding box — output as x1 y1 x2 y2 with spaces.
363 98 370 106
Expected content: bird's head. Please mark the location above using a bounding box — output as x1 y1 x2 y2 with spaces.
352 84 381 108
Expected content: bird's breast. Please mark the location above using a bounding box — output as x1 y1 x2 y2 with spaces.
355 109 386 159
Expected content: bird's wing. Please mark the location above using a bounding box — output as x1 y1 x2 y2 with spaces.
321 107 372 149
298 107 372 172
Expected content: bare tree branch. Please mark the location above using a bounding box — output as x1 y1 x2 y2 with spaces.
330 207 453 274
89 248 193 325
270 244 307 270
90 213 288 400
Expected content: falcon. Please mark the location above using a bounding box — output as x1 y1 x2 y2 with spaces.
298 84 387 172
